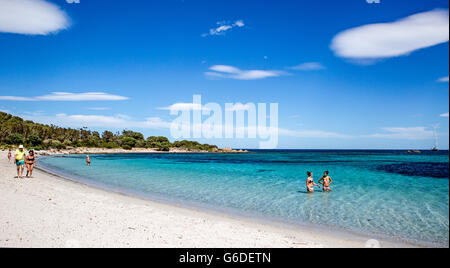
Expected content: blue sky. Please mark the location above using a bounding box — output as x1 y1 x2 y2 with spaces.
0 0 449 149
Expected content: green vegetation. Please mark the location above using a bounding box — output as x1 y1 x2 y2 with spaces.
0 112 219 152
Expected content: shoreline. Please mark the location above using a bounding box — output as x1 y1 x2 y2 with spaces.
1 151 416 248
32 147 249 156
37 160 423 248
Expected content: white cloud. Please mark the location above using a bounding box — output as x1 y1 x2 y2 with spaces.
202 20 245 37
210 65 241 74
364 127 434 140
289 62 325 71
206 65 286 80
0 0 70 35
21 113 171 129
0 96 32 101
86 107 111 111
0 92 129 101
331 9 449 59
440 112 449 118
437 76 449 82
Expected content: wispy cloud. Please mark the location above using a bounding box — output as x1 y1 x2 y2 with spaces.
437 76 449 82
86 107 111 111
289 62 325 71
364 127 434 140
21 113 171 129
206 65 286 80
440 112 449 118
331 9 449 60
202 20 245 37
0 92 129 101
0 0 70 35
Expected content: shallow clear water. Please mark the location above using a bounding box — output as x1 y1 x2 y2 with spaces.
39 150 449 247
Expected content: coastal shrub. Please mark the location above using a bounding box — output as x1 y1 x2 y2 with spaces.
63 139 72 147
5 133 24 145
103 142 119 149
101 131 115 143
156 141 171 151
121 136 137 149
0 112 221 151
146 136 171 149
122 144 133 150
52 140 64 149
135 139 147 148
122 131 145 141
26 135 42 146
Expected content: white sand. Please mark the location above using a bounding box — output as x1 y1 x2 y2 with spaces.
0 151 412 248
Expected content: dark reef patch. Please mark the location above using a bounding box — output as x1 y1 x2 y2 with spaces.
376 162 449 179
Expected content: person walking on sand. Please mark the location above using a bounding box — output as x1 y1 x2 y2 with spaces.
306 171 321 193
25 150 37 178
14 145 26 179
86 155 91 166
8 149 12 164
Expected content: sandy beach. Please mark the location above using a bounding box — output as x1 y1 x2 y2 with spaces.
0 151 411 248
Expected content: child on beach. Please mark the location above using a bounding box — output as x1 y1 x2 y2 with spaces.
319 171 333 192
8 149 12 164
306 171 321 193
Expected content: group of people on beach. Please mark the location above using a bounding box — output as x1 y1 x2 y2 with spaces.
7 145 37 179
306 171 332 193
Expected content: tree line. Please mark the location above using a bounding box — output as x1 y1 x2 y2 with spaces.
0 112 218 152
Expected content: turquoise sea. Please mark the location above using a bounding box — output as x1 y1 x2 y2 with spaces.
39 150 449 247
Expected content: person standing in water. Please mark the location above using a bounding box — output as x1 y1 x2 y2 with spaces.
86 155 91 166
319 171 333 192
25 150 37 178
306 171 320 193
14 145 26 179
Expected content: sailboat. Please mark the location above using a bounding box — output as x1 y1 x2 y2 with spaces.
432 126 439 152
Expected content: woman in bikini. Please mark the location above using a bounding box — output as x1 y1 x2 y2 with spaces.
319 171 333 192
25 150 36 178
306 171 320 193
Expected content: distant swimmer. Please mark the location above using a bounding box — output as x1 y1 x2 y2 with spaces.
306 171 321 193
86 155 91 166
319 171 333 192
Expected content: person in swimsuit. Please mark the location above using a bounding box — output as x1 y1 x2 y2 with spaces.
8 149 12 164
14 145 26 179
306 171 320 193
86 155 91 166
319 171 333 192
25 150 37 178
